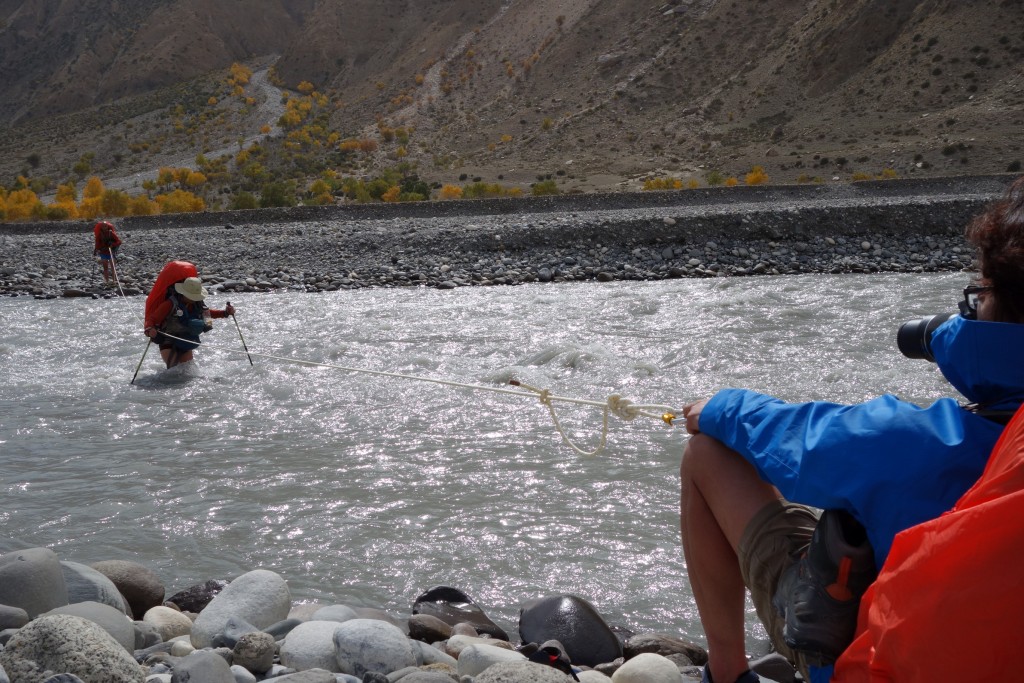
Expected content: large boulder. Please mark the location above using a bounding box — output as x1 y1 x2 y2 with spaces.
60 561 131 615
475 661 580 682
0 547 69 618
170 650 234 683
40 601 135 652
0 614 145 683
412 586 507 641
610 652 680 683
89 560 164 620
518 594 622 667
280 621 344 672
333 618 417 677
190 569 290 649
457 643 527 678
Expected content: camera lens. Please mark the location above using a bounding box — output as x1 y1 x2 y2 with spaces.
896 312 957 361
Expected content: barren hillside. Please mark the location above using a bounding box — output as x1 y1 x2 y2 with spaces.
0 0 1021 198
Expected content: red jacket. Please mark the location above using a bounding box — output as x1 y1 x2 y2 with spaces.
93 222 122 254
833 404 1024 681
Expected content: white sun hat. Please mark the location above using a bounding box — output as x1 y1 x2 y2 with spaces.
174 276 208 301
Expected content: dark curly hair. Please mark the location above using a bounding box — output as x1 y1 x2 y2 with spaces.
965 176 1024 323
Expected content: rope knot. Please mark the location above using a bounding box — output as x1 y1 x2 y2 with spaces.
537 388 552 406
607 394 640 421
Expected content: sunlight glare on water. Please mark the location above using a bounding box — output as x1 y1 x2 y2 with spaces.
0 272 967 641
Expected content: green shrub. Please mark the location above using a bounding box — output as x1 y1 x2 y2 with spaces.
259 181 297 208
229 192 259 210
531 179 560 196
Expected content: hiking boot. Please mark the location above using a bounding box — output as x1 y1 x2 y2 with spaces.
772 509 877 665
701 666 760 683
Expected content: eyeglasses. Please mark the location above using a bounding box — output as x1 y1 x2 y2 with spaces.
960 284 992 319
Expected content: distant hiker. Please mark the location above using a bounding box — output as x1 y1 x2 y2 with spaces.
144 262 235 368
92 220 122 285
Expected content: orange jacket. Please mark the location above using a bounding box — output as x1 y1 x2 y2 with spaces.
833 404 1024 681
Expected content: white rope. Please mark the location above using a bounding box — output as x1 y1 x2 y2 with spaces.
109 259 682 455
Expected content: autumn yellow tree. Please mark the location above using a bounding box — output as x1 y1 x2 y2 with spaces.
439 184 464 200
155 189 205 214
50 182 79 218
77 176 106 218
745 165 769 185
184 171 207 188
101 189 131 217
229 62 252 85
307 179 334 205
83 176 104 199
3 188 42 221
157 168 176 187
129 196 159 216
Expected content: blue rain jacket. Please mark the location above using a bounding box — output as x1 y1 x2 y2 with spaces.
700 315 1024 568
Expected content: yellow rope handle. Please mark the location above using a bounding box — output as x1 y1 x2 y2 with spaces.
510 380 679 457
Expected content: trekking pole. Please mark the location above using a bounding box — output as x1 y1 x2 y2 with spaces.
131 340 152 384
228 301 254 366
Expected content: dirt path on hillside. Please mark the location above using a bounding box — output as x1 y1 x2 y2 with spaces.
99 65 288 195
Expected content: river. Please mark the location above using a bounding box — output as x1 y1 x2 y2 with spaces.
0 272 966 651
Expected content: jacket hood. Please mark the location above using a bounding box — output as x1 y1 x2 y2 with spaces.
932 315 1024 408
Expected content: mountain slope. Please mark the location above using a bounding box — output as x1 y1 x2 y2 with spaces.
0 0 1021 197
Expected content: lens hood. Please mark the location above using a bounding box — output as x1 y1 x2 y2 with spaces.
896 312 958 361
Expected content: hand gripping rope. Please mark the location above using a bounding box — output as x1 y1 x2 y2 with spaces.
110 259 681 455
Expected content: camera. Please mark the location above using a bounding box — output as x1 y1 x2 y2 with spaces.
896 312 957 361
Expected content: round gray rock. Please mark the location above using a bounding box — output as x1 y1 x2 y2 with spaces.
333 618 417 677
190 569 290 649
89 560 164 620
169 650 234 683
0 548 69 618
40 601 135 652
233 631 276 674
475 661 578 682
60 561 131 615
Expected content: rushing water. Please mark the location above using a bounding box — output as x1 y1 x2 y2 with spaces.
0 272 967 649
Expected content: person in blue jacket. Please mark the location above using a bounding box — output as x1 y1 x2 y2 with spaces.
679 176 1024 683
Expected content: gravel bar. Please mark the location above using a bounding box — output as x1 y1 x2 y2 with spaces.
0 175 1016 300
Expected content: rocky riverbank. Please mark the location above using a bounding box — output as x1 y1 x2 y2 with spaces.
1 547 812 683
0 176 1016 301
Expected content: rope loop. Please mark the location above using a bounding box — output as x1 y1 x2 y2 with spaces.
607 394 640 421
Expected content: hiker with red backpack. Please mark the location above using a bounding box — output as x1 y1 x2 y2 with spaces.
92 220 122 285
143 260 236 369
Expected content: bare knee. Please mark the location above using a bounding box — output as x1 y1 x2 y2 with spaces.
681 433 780 547
681 433 732 486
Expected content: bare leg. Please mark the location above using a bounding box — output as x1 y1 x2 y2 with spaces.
680 434 781 683
160 348 194 368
